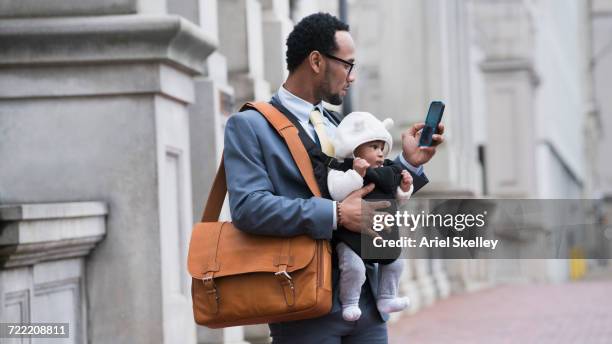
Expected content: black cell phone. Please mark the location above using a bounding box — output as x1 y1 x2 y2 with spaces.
418 101 445 147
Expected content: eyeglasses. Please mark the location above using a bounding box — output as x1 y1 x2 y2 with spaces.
321 52 355 76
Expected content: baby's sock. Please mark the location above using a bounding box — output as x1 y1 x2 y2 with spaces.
342 304 362 321
336 243 367 322
376 297 410 314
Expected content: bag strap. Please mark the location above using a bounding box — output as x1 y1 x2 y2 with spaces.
201 101 322 222
201 158 228 222
198 101 323 308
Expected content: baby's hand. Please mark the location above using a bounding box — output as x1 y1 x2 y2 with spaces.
353 158 370 177
400 170 413 192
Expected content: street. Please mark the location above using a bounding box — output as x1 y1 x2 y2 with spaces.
389 280 612 344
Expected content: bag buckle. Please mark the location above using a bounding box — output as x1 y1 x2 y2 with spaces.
274 270 292 281
202 275 218 294
202 274 220 314
275 270 295 307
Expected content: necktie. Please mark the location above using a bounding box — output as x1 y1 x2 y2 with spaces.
309 108 335 156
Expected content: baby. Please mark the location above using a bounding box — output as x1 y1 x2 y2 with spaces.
328 111 412 321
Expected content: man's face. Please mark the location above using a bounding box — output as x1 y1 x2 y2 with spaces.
320 31 356 105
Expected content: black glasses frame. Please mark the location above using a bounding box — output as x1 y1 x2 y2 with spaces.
321 52 355 76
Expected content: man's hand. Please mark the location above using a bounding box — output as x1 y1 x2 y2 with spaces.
401 122 445 167
400 170 413 192
353 157 370 177
339 184 390 238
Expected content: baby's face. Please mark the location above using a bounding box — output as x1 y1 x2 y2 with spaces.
354 140 386 168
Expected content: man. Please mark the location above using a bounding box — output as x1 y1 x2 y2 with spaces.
224 12 444 343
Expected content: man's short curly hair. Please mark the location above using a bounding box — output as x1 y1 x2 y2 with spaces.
286 13 349 72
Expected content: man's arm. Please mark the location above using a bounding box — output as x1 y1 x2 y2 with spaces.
224 112 333 239
395 122 446 194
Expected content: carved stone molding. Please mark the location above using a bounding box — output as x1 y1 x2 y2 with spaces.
469 0 534 61
0 15 218 75
0 202 107 268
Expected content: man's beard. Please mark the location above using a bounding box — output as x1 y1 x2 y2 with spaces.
326 93 343 105
322 72 344 105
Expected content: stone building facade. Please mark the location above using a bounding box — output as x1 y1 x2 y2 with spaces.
1 0 610 343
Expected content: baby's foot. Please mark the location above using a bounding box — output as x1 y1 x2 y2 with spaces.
377 297 410 314
342 305 362 321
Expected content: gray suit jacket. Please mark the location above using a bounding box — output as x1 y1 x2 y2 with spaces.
224 96 428 318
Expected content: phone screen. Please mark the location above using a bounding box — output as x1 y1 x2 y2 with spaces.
419 101 445 147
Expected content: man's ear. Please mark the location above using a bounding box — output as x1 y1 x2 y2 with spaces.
308 51 323 74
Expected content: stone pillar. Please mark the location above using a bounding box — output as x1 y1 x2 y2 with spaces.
190 53 234 225
592 1 612 194
469 0 542 285
198 327 250 344
218 0 271 107
604 195 612 260
399 199 439 309
290 0 338 22
462 259 493 291
244 325 272 344
0 9 217 344
444 259 467 293
479 59 538 197
187 0 235 226
470 0 538 197
413 260 436 307
418 0 480 195
260 0 293 92
399 260 423 314
0 202 107 343
431 259 451 298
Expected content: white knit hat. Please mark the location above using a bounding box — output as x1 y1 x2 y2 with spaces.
333 111 394 159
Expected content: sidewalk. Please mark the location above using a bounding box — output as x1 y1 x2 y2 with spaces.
388 280 612 344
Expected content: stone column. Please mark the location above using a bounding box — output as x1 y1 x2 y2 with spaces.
592 1 612 194
603 195 612 264
414 259 437 307
431 259 451 298
399 260 423 314
468 0 540 286
444 259 467 293
463 259 494 291
244 325 272 344
0 202 107 343
0 7 217 343
290 0 338 22
418 0 480 195
479 59 538 197
186 0 235 226
260 0 293 92
218 0 271 107
469 0 538 197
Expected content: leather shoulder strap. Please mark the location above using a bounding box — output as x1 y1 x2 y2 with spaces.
201 101 322 222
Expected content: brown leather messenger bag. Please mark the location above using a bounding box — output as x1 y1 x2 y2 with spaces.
187 102 333 328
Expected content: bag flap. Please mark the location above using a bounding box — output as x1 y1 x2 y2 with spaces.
187 221 317 279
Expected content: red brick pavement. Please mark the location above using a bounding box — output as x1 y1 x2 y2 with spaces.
388 280 612 344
